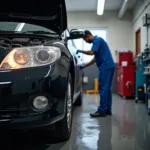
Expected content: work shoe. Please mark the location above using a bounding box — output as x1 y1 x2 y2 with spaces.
106 110 112 115
90 111 106 117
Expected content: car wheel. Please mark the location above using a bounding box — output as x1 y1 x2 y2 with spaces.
74 93 82 106
54 73 73 142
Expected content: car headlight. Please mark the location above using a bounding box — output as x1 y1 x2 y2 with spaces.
0 46 61 70
14 49 30 65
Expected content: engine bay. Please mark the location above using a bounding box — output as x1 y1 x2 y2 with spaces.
0 37 46 48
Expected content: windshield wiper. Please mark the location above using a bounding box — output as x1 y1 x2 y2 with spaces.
22 31 56 34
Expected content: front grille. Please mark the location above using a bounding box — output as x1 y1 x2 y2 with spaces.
0 102 29 118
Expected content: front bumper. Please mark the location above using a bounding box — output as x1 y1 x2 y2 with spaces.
0 63 68 129
0 112 64 130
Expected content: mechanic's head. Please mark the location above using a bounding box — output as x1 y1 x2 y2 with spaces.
83 30 94 44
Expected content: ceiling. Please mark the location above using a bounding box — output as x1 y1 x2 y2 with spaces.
66 0 137 11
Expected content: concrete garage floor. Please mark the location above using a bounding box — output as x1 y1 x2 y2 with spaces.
1 94 150 150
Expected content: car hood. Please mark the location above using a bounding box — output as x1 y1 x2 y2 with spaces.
0 0 67 34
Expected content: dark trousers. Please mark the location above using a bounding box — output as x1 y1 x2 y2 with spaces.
98 68 115 112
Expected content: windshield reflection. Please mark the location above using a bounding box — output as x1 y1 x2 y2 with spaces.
0 22 55 33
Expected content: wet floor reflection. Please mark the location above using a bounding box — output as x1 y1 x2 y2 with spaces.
0 94 149 150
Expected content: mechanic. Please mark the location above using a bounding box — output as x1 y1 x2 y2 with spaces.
76 30 115 117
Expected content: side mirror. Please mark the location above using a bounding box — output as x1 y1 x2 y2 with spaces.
67 29 84 40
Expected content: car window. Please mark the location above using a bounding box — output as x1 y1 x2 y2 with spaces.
68 39 74 46
65 29 83 64
0 22 56 33
21 23 56 33
72 40 77 49
0 22 18 31
67 39 76 54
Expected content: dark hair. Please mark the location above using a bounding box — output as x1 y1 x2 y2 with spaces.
84 30 92 38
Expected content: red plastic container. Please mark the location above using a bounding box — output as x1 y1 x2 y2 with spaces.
116 66 136 97
116 52 133 66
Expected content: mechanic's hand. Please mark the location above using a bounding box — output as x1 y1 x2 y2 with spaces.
80 65 85 70
76 49 81 54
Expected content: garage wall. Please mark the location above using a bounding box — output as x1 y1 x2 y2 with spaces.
67 10 133 92
133 0 150 54
67 10 134 62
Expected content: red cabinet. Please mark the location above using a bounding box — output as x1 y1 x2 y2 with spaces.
116 51 133 66
116 51 136 97
116 66 136 97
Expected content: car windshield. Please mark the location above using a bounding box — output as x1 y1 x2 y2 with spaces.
0 22 56 34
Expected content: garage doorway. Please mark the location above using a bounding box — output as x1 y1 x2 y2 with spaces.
136 28 141 56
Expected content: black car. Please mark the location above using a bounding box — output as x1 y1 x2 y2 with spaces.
0 0 84 141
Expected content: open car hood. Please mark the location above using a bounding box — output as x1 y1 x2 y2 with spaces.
0 0 67 34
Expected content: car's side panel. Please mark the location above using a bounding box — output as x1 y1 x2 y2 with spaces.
66 40 83 101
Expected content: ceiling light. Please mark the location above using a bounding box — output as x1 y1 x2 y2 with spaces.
118 0 128 19
97 0 105 15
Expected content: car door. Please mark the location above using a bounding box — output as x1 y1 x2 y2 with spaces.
71 39 83 98
65 30 83 100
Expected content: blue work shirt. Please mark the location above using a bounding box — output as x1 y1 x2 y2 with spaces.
91 36 115 70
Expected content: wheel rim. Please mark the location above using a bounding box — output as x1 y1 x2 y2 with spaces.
67 82 72 130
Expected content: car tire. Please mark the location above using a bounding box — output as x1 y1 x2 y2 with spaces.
53 73 73 142
74 93 82 106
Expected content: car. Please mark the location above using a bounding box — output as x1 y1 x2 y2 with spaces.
0 0 84 141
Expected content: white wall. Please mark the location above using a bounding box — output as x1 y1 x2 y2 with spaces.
133 0 150 54
67 11 133 62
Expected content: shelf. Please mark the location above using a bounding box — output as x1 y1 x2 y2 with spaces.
143 72 150 75
143 57 150 62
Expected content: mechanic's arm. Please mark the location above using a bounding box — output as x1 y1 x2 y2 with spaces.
77 40 101 55
79 50 95 55
84 58 96 68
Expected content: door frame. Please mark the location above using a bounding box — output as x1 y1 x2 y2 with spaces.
135 28 141 56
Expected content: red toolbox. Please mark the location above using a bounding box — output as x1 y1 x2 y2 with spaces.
116 51 133 66
116 66 136 97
